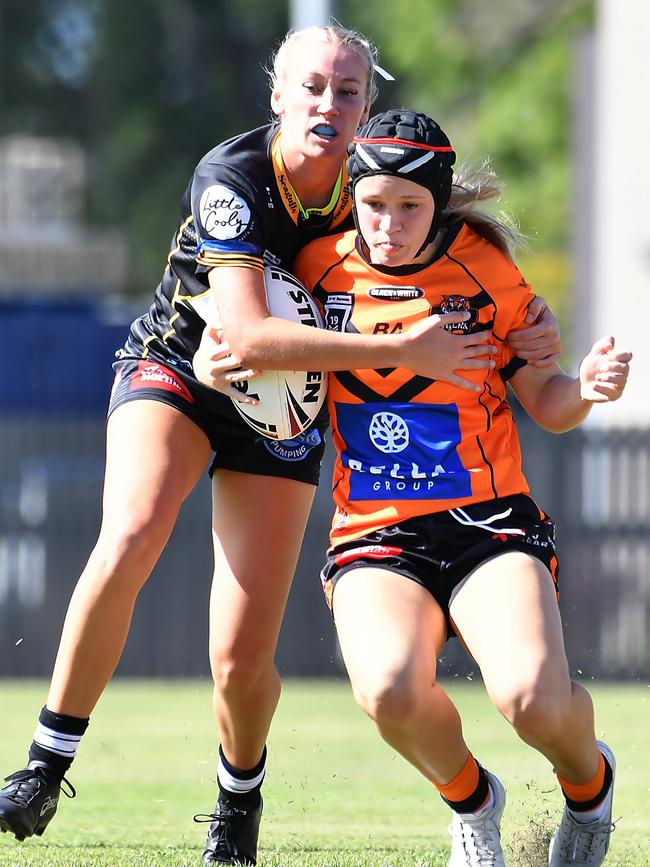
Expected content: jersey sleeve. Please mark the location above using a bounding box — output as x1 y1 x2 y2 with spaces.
495 265 535 381
191 160 267 273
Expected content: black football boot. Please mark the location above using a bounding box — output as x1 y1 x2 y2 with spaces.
195 792 262 865
0 763 75 841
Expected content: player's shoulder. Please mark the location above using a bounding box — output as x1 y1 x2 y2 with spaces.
199 123 276 169
295 229 357 279
192 123 276 194
449 221 526 286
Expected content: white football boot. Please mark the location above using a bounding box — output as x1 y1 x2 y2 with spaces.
448 771 506 867
548 741 616 866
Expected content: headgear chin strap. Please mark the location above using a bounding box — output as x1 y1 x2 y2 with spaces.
347 109 456 256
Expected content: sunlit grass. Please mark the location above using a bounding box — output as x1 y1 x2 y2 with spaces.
0 679 646 866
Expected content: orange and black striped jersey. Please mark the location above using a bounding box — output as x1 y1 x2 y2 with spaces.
294 221 535 546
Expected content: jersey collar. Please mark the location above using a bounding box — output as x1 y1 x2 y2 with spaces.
271 130 352 227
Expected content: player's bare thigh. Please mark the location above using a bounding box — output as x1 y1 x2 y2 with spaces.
209 470 316 656
333 567 447 697
449 551 571 707
101 400 212 536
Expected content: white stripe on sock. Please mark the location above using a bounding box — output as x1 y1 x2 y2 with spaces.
33 722 82 758
217 756 266 794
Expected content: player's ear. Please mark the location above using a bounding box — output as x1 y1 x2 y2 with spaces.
270 89 284 118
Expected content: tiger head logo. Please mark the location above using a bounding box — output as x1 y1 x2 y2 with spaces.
442 295 471 313
435 294 477 332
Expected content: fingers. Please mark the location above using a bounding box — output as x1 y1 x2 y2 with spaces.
528 352 561 368
508 324 560 350
597 360 629 377
463 330 497 351
524 295 546 324
208 353 243 374
583 382 623 403
455 357 496 371
446 373 483 393
437 311 471 326
591 334 615 355
600 348 632 365
227 386 260 405
225 368 261 384
205 338 236 362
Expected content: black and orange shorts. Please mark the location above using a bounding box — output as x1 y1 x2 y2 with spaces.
320 493 558 636
108 355 328 485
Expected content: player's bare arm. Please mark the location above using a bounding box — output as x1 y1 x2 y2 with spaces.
208 267 496 391
509 334 632 432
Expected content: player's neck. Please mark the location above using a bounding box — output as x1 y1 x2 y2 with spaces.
284 155 342 210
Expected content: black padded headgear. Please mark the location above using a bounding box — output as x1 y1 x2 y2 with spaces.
347 109 456 254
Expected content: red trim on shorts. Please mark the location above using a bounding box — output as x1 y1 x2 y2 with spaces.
334 544 403 568
130 361 195 403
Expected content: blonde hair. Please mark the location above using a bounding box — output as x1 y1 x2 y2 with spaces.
444 161 526 261
267 25 379 107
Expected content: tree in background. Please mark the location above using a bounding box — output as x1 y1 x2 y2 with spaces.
1 0 288 293
1 0 593 307
340 0 594 319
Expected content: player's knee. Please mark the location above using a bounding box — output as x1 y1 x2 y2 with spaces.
497 685 568 744
210 648 275 701
88 517 173 594
351 673 420 730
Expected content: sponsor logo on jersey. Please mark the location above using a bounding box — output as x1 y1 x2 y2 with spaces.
432 294 479 333
263 250 283 266
368 286 424 301
277 172 299 217
336 402 471 500
324 293 354 332
368 411 410 453
199 184 252 241
262 428 322 462
131 362 195 402
330 177 353 227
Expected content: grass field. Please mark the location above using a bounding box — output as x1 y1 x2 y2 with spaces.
0 679 647 866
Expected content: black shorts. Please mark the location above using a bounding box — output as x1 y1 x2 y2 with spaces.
108 355 328 485
320 494 558 636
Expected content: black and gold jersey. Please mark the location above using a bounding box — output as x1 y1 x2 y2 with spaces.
121 122 353 371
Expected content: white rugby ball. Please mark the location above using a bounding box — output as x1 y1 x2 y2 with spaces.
231 266 327 441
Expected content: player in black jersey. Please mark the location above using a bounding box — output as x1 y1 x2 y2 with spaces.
0 26 560 867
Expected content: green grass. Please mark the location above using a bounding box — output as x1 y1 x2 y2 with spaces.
0 679 647 866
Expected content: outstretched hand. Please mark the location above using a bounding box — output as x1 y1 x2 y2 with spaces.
507 296 561 367
579 336 632 403
193 324 260 404
404 311 496 391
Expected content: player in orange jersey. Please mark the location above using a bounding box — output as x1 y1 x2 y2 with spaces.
292 110 631 867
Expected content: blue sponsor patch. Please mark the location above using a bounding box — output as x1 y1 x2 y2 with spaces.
335 402 471 500
262 428 322 462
